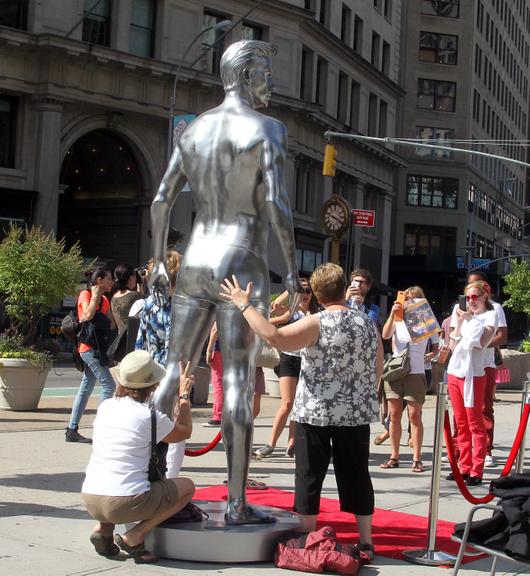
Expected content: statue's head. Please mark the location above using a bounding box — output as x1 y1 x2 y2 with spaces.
220 40 277 108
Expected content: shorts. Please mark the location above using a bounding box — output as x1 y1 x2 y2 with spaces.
82 479 179 524
384 373 427 405
278 353 301 379
255 367 265 394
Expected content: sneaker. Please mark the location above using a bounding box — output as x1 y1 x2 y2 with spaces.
202 419 221 427
253 444 274 458
285 445 295 458
65 427 92 443
484 454 497 467
465 476 482 486
441 455 450 463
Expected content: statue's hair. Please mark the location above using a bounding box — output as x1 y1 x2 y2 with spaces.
220 40 277 90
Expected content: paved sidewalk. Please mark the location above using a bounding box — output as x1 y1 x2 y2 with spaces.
1 369 529 575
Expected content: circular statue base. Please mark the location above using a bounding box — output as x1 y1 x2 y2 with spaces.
144 500 300 563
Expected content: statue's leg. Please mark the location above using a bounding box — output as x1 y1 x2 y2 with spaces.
217 303 275 525
152 294 216 417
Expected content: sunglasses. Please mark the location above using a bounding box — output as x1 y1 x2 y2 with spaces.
301 287 312 294
352 279 368 285
465 294 482 302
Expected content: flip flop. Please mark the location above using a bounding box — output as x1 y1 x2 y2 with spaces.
114 534 159 564
89 532 120 557
222 477 268 490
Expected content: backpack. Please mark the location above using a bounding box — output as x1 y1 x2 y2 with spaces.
275 526 360 575
60 310 80 342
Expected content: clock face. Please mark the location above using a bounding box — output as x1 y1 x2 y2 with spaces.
321 195 350 237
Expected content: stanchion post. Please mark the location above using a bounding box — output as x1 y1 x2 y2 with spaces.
515 380 530 474
403 381 456 565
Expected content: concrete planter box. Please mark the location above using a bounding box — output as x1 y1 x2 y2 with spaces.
0 358 50 411
496 350 530 390
263 367 280 397
191 365 211 406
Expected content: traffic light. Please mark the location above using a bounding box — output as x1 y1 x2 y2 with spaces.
322 143 337 177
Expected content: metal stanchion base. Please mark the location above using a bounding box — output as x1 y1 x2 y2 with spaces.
403 548 456 566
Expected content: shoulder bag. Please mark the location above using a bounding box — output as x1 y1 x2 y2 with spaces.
256 341 280 369
382 345 410 383
148 408 167 482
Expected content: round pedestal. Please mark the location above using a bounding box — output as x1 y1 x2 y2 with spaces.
144 501 300 563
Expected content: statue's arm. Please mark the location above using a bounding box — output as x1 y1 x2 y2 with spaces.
151 145 187 264
149 145 187 304
261 124 302 305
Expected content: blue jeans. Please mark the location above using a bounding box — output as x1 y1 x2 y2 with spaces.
68 349 115 429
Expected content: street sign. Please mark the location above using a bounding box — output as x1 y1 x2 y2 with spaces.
172 114 196 148
351 209 375 227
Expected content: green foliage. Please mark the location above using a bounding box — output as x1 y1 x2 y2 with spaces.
503 260 530 315
0 226 85 347
521 339 530 353
0 335 52 371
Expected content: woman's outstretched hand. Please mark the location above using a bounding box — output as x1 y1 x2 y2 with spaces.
220 275 253 309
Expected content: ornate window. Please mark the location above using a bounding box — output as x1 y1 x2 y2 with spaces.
417 79 456 112
421 1 459 18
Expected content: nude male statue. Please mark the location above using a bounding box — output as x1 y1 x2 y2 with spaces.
149 40 303 525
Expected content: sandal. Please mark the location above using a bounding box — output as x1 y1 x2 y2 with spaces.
355 543 375 565
412 460 424 473
380 457 399 469
89 532 119 557
223 477 268 490
374 430 389 445
114 534 159 564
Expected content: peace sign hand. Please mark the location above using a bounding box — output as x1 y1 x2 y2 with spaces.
219 275 253 309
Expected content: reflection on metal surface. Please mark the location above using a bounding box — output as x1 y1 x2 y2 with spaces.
149 40 303 524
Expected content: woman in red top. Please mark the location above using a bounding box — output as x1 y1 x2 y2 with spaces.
66 267 116 443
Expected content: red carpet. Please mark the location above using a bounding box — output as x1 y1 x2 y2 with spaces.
195 486 470 563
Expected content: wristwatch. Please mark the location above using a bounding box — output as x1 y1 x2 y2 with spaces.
179 393 190 400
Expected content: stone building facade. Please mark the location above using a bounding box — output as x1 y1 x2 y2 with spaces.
395 0 530 312
0 0 404 291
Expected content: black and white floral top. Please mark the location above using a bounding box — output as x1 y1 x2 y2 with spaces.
292 309 379 427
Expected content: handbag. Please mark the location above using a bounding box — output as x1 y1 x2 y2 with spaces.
494 366 511 384
148 408 167 482
107 329 128 364
161 502 209 525
382 346 410 383
256 341 280 369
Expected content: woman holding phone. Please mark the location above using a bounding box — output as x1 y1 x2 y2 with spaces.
446 281 497 486
380 286 438 473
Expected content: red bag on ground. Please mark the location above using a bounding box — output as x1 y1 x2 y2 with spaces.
274 526 360 575
495 366 511 384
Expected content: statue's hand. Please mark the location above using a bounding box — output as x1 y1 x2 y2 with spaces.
148 261 171 306
285 273 305 317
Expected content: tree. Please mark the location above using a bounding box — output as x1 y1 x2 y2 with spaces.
503 259 530 315
0 226 85 347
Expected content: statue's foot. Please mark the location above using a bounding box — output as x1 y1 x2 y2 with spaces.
225 504 276 525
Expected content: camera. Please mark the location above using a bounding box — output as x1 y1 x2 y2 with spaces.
136 266 148 278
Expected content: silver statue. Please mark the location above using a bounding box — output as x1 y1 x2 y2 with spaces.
149 40 303 525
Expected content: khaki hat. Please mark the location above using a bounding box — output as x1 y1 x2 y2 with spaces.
117 350 166 389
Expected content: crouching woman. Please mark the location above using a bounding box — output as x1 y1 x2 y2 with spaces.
81 350 195 564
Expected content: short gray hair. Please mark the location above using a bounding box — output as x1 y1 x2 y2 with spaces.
220 40 277 90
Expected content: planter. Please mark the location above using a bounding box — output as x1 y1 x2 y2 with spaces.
0 358 50 411
496 349 530 391
191 365 211 406
263 367 281 397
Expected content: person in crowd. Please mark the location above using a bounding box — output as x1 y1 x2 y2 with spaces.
220 263 383 561
204 322 222 427
446 281 497 486
81 351 195 564
428 313 453 396
380 286 438 473
450 270 507 467
109 264 144 362
345 268 380 326
135 250 183 478
253 278 318 458
66 267 116 443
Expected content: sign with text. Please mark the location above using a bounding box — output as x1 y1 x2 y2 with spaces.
351 209 375 227
172 114 196 148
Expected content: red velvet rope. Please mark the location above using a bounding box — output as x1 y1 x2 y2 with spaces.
443 402 530 504
184 431 222 457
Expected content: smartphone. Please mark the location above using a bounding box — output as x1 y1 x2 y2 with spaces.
458 295 467 312
351 280 360 289
394 291 405 321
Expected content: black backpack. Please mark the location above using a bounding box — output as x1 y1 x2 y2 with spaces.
60 310 80 341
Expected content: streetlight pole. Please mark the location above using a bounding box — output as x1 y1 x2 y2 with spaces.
167 19 233 161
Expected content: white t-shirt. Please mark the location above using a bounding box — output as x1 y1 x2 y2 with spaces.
393 321 439 374
450 301 506 368
82 397 174 497
448 309 498 379
129 298 146 317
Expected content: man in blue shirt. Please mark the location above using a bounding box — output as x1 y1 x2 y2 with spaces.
345 268 380 326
